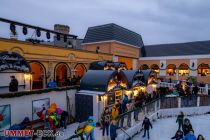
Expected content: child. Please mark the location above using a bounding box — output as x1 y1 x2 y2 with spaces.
110 120 120 140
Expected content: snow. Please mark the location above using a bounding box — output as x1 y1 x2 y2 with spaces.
132 114 210 140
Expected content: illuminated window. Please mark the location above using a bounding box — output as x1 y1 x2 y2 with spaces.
198 63 210 76
178 63 189 76
150 64 159 74
166 64 176 76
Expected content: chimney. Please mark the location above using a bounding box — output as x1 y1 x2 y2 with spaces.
54 24 70 34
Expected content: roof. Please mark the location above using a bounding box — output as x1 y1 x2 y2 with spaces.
83 23 144 48
141 70 157 85
89 61 114 70
80 70 118 91
122 70 145 89
142 40 210 57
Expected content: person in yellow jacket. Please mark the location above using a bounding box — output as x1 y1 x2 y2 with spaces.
111 105 119 119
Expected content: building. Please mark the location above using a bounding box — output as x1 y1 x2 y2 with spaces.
82 23 144 70
139 41 210 83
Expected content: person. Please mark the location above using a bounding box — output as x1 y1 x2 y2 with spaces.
176 112 184 130
47 79 57 88
142 117 153 139
86 116 96 140
192 85 199 96
183 119 193 136
183 129 196 140
197 134 205 140
171 129 183 140
101 107 111 140
110 120 120 140
9 76 18 92
111 105 119 120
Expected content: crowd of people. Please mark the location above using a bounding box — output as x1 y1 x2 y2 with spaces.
171 111 205 140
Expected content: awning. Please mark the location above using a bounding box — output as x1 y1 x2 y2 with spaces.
122 70 145 89
80 70 118 91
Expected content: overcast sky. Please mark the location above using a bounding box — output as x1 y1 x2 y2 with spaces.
0 0 210 45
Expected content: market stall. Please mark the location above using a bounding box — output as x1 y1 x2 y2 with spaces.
75 70 128 122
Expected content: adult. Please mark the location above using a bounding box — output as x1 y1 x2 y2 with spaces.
101 107 111 140
197 134 205 140
111 105 119 120
142 117 153 139
110 120 120 140
9 76 18 92
176 112 184 130
171 129 183 140
192 85 199 96
183 129 196 140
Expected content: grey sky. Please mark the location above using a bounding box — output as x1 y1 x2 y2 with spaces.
0 0 210 45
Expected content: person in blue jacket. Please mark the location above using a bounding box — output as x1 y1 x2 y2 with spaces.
110 120 120 140
86 116 96 140
183 129 196 140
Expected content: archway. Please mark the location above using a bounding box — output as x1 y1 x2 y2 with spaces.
198 63 210 76
140 64 149 70
166 64 176 76
74 64 87 78
29 62 46 90
178 63 189 76
55 63 70 87
150 64 159 74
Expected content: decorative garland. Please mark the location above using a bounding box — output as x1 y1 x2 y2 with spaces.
0 86 79 99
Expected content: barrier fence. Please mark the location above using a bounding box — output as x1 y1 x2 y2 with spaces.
117 95 210 137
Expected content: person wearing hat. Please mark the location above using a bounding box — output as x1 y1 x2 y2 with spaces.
101 107 111 140
86 116 96 140
9 75 18 92
183 129 196 140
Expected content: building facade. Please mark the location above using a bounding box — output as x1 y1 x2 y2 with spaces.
82 23 143 70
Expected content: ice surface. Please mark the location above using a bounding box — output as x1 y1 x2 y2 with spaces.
132 114 210 140
57 114 210 140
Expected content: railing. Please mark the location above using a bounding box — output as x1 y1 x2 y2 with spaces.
116 95 210 139
158 82 209 95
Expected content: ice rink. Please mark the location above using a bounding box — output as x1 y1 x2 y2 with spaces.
133 114 210 140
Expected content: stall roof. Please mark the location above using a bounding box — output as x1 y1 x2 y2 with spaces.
141 70 157 85
89 61 114 70
80 70 118 92
122 70 145 89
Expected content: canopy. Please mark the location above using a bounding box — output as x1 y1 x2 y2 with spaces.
80 70 118 91
122 70 145 89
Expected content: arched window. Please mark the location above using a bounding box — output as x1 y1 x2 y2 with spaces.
30 62 46 89
197 63 210 76
166 64 176 76
74 64 86 79
178 63 189 76
55 63 70 87
140 64 149 70
150 64 159 74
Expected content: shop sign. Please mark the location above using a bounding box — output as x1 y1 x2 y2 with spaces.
0 51 31 72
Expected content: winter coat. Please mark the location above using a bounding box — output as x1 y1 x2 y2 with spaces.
101 111 111 124
183 133 196 140
142 117 152 130
110 124 120 138
183 124 192 136
171 130 183 140
111 106 119 119
9 78 18 92
176 114 184 125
